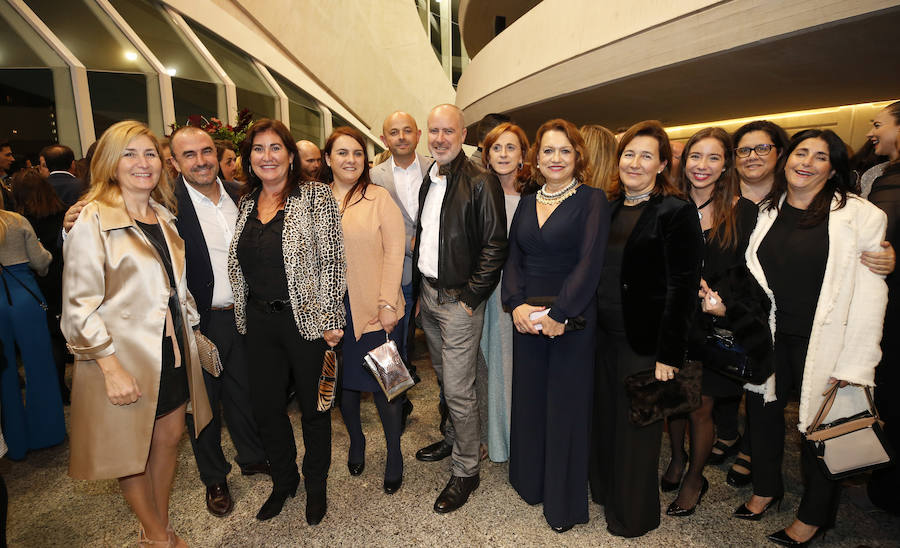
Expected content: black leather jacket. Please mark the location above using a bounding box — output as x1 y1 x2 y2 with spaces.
412 151 508 309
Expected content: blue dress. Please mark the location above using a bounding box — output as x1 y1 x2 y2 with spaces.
0 263 66 460
502 185 610 529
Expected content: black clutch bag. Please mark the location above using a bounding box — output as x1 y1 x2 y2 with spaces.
525 296 585 331
624 360 702 426
704 327 768 385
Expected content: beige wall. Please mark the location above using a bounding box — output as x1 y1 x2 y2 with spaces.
229 0 455 144
165 0 455 152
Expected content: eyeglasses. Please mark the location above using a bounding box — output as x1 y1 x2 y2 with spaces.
735 144 776 158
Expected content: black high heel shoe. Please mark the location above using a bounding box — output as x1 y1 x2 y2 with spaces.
660 450 688 492
666 476 709 517
766 526 828 546
256 478 300 521
383 475 403 495
733 495 783 521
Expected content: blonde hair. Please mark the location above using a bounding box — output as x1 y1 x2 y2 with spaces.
580 124 617 191
83 120 176 214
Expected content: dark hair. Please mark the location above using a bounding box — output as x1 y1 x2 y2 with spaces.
10 168 64 218
528 118 591 188
476 113 512 145
849 139 886 190
731 120 789 157
40 144 75 172
239 119 304 203
763 129 852 226
322 126 372 211
885 100 900 126
0 141 9 151
678 127 741 249
481 122 535 194
214 139 236 162
609 120 680 200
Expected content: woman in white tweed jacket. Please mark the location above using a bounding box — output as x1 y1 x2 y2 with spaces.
734 129 887 546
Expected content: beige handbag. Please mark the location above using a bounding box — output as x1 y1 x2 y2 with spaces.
194 331 223 377
805 383 893 479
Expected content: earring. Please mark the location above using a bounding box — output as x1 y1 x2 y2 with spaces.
290 161 293 171
518 161 524 170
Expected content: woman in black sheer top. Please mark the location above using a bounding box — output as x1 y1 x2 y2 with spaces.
502 119 609 533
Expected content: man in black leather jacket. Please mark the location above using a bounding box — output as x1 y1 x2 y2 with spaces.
412 104 507 513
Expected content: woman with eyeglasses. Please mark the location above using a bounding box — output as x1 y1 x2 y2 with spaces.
735 129 887 546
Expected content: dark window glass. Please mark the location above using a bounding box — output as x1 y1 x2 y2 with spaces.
272 72 322 145
87 72 148 136
0 69 57 161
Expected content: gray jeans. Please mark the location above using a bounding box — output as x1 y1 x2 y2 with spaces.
419 282 485 477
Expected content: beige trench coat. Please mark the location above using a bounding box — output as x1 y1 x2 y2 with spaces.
61 196 212 480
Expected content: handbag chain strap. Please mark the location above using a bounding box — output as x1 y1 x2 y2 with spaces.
0 263 49 311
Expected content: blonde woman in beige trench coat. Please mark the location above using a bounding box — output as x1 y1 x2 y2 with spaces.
62 121 211 548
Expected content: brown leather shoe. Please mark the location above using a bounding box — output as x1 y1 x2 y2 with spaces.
240 461 271 476
206 483 234 517
434 475 479 513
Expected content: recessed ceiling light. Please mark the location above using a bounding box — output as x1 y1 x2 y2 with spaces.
124 51 138 61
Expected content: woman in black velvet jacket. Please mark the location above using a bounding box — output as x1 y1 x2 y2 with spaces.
589 120 704 538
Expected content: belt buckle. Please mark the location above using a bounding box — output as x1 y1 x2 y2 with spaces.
270 300 288 313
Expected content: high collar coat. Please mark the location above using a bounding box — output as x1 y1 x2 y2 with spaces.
744 193 888 432
61 196 212 480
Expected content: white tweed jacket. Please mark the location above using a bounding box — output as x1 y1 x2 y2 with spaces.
744 193 888 432
228 183 346 340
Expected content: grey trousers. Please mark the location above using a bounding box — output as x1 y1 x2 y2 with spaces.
419 282 485 477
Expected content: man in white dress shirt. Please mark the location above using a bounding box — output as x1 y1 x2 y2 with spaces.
169 127 268 517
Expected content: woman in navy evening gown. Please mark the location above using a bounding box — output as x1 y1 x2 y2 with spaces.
502 119 609 533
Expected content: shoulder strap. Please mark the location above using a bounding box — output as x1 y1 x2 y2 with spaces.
807 383 840 435
0 264 48 311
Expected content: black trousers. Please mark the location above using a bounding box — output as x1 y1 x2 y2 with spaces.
746 332 840 527
186 309 266 486
245 305 331 494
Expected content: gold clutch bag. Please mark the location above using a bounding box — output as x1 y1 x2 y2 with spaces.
194 331 223 377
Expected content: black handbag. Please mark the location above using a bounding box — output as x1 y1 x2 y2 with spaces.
804 384 894 480
623 360 702 426
704 327 767 384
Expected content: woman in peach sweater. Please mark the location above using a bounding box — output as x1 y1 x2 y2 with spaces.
324 127 407 494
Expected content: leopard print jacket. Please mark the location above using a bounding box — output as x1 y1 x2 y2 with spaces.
228 183 346 340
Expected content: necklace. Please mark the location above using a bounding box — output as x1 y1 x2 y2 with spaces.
624 190 652 203
695 196 713 220
537 178 578 205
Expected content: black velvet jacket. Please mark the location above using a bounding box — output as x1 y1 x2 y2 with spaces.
610 194 704 367
174 177 241 334
412 151 508 309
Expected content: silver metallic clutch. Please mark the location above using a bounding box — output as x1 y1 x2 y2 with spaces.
363 336 414 401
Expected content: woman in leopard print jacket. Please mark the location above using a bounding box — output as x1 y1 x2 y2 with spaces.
228 119 346 525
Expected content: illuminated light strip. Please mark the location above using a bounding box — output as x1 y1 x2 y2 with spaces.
665 100 899 134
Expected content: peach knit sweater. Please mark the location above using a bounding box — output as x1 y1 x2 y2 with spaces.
340 184 406 339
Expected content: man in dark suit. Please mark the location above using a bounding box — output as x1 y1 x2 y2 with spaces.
169 126 268 517
39 145 86 208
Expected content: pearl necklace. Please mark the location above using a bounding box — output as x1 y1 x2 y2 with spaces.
537 178 578 205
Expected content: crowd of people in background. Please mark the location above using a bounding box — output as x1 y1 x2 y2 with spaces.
0 98 898 547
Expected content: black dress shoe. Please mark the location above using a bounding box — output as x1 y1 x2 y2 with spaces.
205 482 234 517
666 477 708 517
348 460 365 476
256 479 299 521
733 496 782 521
401 399 414 434
434 475 479 513
766 527 827 546
707 435 741 466
416 440 452 462
551 524 573 533
240 461 271 476
306 490 327 525
383 475 403 495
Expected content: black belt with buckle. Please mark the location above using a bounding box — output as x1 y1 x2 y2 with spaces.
249 295 291 313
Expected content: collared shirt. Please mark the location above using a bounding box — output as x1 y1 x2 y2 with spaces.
390 155 424 220
184 178 239 307
417 161 446 279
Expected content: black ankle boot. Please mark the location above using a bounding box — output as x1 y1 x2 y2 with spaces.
256 479 299 521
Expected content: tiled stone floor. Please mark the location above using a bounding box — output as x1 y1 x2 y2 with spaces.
3 334 898 546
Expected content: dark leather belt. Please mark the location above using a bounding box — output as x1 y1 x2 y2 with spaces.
248 296 290 313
